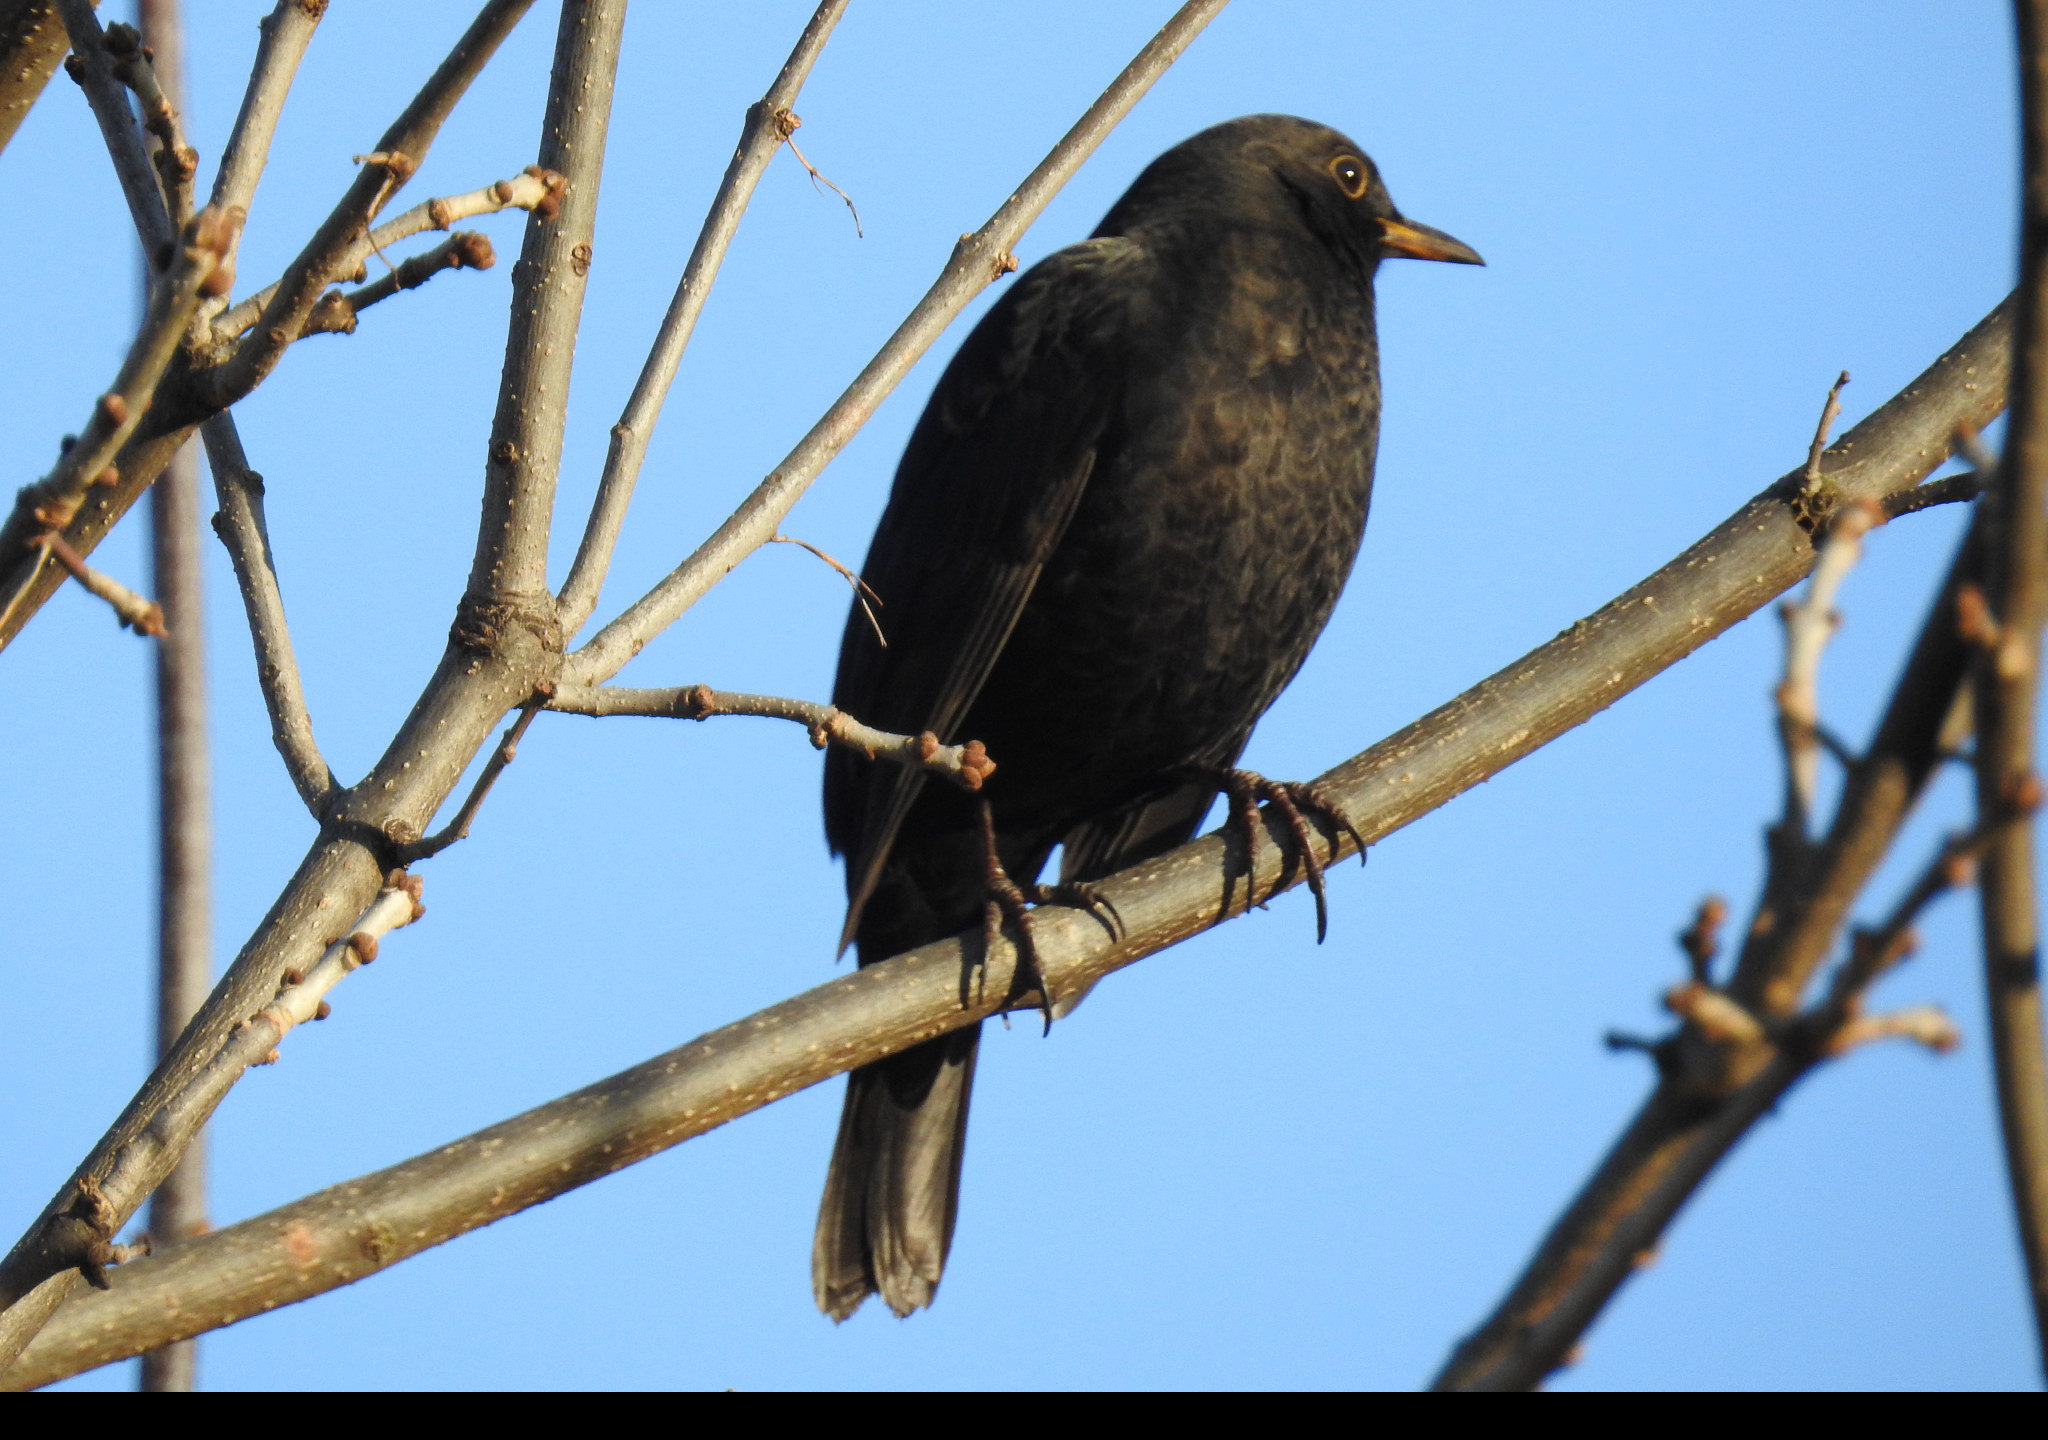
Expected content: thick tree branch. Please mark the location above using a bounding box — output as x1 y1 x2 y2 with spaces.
561 0 1233 685
0 2 67 160
200 415 337 816
554 0 849 638
466 0 622 606
1 301 2011 1384
1974 0 2048 1377
548 682 998 790
202 0 535 409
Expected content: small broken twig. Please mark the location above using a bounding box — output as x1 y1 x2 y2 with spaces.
771 533 883 645
776 109 862 237
45 534 163 637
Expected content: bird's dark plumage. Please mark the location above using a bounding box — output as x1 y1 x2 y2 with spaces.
814 115 1480 1321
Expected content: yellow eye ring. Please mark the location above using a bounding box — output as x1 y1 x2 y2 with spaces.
1328 154 1370 200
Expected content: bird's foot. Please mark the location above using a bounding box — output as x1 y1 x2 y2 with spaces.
1026 878 1122 940
978 801 1057 1034
1208 768 1367 942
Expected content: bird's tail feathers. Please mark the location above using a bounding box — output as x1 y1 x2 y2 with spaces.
812 1024 980 1321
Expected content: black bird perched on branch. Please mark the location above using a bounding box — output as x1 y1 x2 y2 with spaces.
815 114 1482 1321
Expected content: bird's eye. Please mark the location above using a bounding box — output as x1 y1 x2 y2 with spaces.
1328 154 1369 200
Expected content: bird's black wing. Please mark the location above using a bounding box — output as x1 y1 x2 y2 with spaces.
827 236 1151 946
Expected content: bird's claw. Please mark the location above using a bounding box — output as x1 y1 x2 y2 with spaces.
1210 769 1367 942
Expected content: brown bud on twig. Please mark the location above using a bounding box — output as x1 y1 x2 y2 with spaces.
97 394 128 427
349 932 379 964
1677 895 1728 981
1956 582 2000 648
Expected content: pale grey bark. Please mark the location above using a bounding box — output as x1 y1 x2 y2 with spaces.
1 296 2010 1388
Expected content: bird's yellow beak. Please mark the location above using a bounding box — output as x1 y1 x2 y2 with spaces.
1378 217 1484 265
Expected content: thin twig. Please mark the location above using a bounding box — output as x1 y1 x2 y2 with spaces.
0 304 2015 1384
297 232 497 338
103 21 197 229
201 0 536 409
53 0 173 253
0 210 231 633
781 113 862 237
213 167 561 341
1884 469 1985 520
199 415 337 816
555 0 849 637
44 535 163 636
1777 497 1883 827
1803 370 1851 490
398 693 550 863
1974 0 2048 1376
562 0 1233 684
548 683 995 790
770 533 883 645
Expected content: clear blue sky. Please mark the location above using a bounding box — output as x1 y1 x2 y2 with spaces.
0 1 2033 1390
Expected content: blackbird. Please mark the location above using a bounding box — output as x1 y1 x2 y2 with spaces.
815 114 1481 1321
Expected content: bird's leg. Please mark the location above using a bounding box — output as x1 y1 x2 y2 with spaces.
1205 768 1368 943
978 800 1057 1034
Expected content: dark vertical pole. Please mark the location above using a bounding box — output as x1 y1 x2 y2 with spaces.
137 0 207 1394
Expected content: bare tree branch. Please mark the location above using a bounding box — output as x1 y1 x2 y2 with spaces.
1973 0 2048 1377
296 230 497 338
0 212 229 634
204 0 323 244
555 0 849 637
466 0 623 605
0 1 68 160
53 0 174 254
200 415 336 817
43 534 164 636
213 167 561 342
0 0 590 1375
0 2 535 656
561 0 1233 685
104 20 198 230
201 0 536 410
1432 502 1986 1391
548 682 998 790
0 877 424 1388
1 301 2012 1385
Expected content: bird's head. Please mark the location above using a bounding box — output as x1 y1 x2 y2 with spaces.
1102 115 1484 274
